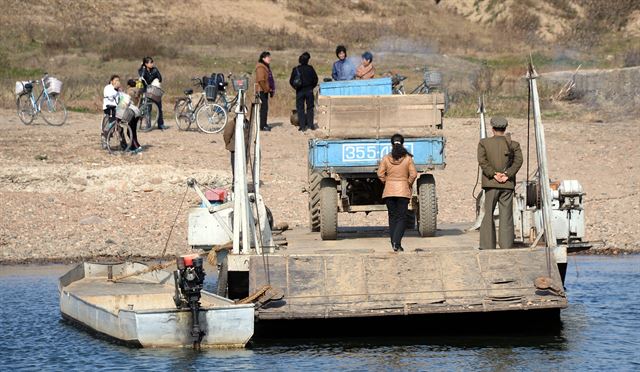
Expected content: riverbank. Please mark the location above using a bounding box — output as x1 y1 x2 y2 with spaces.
0 109 638 264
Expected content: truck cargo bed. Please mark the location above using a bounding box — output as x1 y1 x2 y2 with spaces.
317 94 445 139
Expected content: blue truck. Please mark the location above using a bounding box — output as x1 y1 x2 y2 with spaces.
309 79 446 240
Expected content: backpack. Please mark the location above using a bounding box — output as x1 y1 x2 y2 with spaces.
292 67 303 89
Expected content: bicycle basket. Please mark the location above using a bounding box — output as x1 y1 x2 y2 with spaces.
121 107 136 123
145 85 164 102
44 77 63 95
423 70 442 89
15 81 31 95
231 77 249 91
205 85 218 101
115 106 128 120
129 104 141 118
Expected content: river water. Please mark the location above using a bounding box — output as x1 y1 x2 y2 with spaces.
0 256 638 371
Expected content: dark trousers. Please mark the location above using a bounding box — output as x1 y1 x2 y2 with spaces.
102 107 115 144
103 107 116 127
480 188 514 249
156 99 164 126
386 197 410 248
129 117 140 149
296 90 314 130
259 92 269 129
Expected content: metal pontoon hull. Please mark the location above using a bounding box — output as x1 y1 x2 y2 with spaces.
59 262 254 348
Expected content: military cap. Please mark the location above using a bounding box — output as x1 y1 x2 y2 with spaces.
490 116 508 129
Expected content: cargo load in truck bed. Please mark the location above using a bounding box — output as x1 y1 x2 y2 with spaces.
316 93 445 139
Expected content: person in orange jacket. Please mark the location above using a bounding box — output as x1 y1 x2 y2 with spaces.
377 133 417 252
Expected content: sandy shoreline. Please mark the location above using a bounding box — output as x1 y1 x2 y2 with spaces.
1 109 638 264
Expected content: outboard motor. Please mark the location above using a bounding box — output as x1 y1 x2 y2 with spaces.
173 254 206 349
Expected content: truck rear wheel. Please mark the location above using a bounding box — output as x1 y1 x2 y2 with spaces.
308 171 322 232
320 178 338 240
417 174 437 237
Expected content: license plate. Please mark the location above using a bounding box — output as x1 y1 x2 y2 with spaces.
342 143 414 162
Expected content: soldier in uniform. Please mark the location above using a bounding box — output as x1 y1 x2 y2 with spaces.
477 117 523 249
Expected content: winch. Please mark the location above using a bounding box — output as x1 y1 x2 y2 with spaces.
173 254 206 349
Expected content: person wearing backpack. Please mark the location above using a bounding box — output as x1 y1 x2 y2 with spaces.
289 52 318 132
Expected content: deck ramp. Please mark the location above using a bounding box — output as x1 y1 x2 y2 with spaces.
249 248 566 320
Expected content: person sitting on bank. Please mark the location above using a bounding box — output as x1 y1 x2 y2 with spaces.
377 133 418 252
289 51 318 132
477 116 523 250
356 51 375 80
331 45 356 81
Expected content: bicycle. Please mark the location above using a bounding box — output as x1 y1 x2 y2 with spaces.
174 77 227 133
137 77 161 132
16 73 67 126
391 74 407 95
214 73 250 112
101 114 133 155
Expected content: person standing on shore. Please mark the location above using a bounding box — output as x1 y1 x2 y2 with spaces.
477 116 523 249
331 45 356 81
289 51 318 132
356 51 375 80
255 51 274 131
125 79 142 152
377 133 417 252
138 56 165 130
102 75 120 149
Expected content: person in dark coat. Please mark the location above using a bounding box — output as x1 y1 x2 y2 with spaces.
477 116 523 249
137 56 165 130
289 52 318 131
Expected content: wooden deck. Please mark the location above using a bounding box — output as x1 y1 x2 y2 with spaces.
243 224 567 320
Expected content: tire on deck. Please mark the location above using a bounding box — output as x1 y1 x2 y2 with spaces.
319 178 338 240
308 171 322 232
417 174 437 237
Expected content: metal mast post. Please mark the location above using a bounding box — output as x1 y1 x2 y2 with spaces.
233 89 257 254
469 95 488 231
527 63 557 273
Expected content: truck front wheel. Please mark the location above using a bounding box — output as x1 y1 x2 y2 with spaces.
320 178 338 240
417 174 437 237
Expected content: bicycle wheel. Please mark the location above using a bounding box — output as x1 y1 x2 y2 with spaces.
106 122 133 154
174 98 192 131
195 103 227 134
16 94 35 125
40 95 67 126
139 100 158 132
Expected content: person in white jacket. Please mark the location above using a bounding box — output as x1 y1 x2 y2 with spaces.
102 75 121 148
